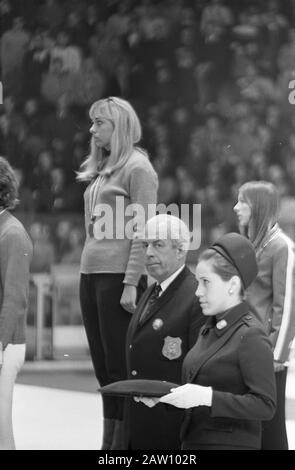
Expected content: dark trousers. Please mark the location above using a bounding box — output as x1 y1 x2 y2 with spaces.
80 273 146 419
262 367 288 450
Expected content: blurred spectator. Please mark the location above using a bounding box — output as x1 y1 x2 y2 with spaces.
229 116 263 161
261 0 289 76
41 57 76 105
236 63 278 103
60 227 83 264
1 17 30 96
90 32 127 95
29 222 55 273
54 220 72 263
195 21 232 108
174 46 197 107
200 0 234 36
157 172 180 206
83 4 102 38
37 0 65 30
13 167 35 216
68 57 106 106
105 0 132 38
64 10 89 52
267 164 289 197
0 96 27 168
51 29 82 73
30 150 53 212
249 151 267 180
169 107 194 165
153 59 176 104
50 167 81 213
0 0 13 33
23 99 43 135
39 96 78 176
1 0 295 259
23 30 51 99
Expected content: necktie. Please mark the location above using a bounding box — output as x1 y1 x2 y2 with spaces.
139 284 162 324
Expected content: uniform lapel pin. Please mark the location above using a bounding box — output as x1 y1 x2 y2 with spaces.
152 318 163 330
216 319 227 330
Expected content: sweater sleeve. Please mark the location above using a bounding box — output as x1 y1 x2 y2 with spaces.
0 228 33 349
271 237 295 362
123 161 158 286
211 327 276 421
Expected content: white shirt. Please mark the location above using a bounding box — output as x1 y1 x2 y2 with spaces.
158 265 185 295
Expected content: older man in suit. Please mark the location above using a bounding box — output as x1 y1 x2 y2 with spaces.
122 214 204 450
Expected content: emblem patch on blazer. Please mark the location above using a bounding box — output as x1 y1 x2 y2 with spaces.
216 319 227 330
152 318 163 330
162 336 182 360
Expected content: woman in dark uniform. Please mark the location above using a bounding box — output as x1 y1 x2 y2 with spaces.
160 233 276 450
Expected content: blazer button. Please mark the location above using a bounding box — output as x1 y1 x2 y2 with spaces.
131 370 137 376
129 344 133 349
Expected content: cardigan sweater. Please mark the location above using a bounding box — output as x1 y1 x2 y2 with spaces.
0 211 33 349
246 225 295 363
80 149 158 286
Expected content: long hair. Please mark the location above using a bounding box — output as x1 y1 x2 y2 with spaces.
76 97 145 181
0 156 19 209
238 181 280 250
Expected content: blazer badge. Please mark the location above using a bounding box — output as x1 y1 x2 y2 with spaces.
152 318 163 330
162 336 182 360
216 319 227 330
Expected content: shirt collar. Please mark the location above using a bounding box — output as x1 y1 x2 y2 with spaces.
158 265 185 294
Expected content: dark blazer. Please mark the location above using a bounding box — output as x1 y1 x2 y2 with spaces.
125 266 205 450
181 302 277 450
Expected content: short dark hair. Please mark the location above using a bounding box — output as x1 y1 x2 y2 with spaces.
198 249 244 297
0 157 19 209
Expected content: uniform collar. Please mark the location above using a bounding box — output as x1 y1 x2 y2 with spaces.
208 301 249 337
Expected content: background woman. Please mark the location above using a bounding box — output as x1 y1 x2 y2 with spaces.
234 180 295 450
0 156 33 449
159 233 276 450
77 97 158 450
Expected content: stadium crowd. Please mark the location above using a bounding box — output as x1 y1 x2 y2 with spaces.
1 0 295 264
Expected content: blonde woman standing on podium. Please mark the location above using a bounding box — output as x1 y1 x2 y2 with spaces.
77 97 158 450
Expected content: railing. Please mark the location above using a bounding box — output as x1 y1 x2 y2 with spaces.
28 265 89 361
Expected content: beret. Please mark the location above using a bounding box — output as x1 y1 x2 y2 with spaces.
98 379 179 398
210 232 258 289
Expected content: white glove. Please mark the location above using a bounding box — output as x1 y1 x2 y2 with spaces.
133 396 160 408
159 384 213 409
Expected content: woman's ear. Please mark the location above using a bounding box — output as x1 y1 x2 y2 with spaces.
228 276 242 296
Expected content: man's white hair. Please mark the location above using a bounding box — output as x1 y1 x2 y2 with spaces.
145 214 191 251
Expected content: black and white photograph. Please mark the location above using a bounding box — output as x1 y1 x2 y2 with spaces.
0 0 295 454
